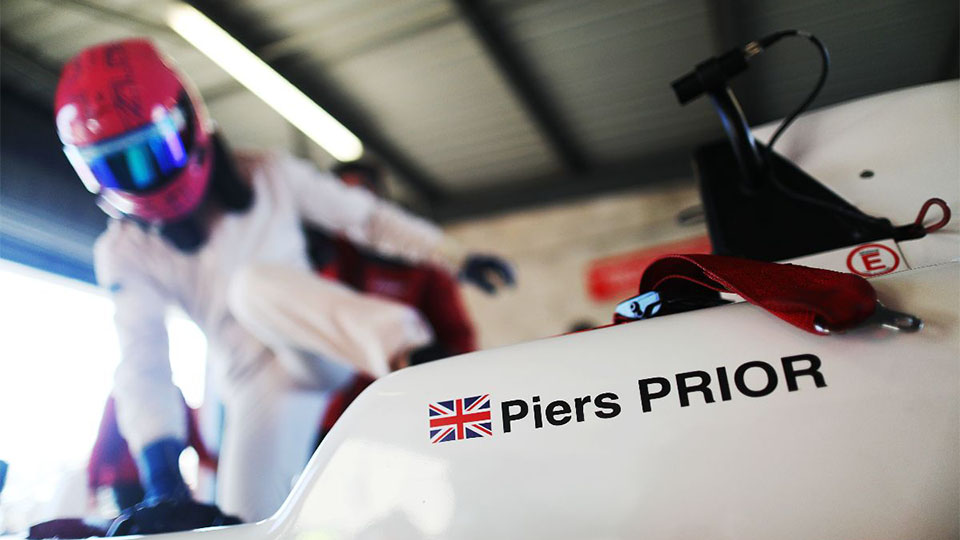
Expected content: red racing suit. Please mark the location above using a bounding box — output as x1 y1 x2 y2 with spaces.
305 229 478 442
306 230 477 363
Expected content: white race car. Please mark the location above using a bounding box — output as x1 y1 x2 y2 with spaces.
18 46 960 540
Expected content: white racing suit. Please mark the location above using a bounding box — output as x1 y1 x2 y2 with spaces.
95 151 456 520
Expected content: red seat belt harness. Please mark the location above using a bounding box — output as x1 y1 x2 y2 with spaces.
615 254 922 335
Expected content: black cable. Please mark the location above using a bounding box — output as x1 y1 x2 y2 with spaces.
751 30 831 152
754 31 892 228
672 29 901 232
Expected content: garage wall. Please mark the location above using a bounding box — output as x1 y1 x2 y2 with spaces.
444 180 706 349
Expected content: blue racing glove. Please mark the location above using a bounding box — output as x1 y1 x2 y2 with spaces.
459 254 516 294
136 437 190 503
107 438 241 536
0 460 7 495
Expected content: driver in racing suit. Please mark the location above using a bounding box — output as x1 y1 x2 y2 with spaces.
55 39 513 524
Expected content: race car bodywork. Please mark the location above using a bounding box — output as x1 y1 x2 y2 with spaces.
16 81 957 539
242 262 958 540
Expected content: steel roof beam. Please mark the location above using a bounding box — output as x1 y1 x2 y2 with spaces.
36 0 176 36
0 37 60 109
453 0 588 173
939 23 959 79
185 0 446 206
259 12 458 65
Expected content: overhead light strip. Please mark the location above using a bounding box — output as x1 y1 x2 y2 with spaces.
166 2 363 161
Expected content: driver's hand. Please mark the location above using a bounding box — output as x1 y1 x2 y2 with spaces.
459 254 516 294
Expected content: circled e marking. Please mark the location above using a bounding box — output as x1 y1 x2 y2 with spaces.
846 243 900 277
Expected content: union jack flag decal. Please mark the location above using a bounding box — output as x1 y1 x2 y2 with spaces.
429 394 493 443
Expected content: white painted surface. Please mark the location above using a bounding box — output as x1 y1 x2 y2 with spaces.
101 261 958 540
787 239 907 276
752 80 959 242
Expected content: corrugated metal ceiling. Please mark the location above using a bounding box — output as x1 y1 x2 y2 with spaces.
1 0 956 217
496 0 725 163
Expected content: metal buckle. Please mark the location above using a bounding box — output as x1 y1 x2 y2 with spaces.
813 301 923 335
614 291 730 322
615 291 663 321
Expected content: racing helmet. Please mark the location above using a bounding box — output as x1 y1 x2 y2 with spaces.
55 39 213 222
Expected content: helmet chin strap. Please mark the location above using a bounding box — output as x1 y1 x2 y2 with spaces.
157 134 254 253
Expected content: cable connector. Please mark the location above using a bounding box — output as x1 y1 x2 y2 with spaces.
671 30 810 105
671 47 749 104
743 40 763 59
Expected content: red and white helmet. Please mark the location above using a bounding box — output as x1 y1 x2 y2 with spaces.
55 39 213 222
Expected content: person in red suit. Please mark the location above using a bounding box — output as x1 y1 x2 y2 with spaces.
88 161 485 510
305 161 482 442
306 161 478 365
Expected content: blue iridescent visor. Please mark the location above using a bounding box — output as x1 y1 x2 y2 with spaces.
64 106 192 194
